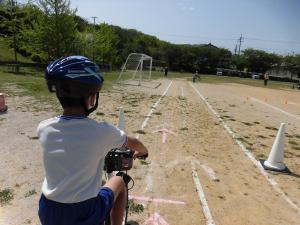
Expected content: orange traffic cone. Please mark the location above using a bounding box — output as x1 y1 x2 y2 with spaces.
0 93 8 112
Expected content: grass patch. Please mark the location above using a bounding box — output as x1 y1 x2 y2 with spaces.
289 140 298 146
150 94 160 99
128 199 144 214
140 160 150 165
242 122 253 126
257 135 267 139
153 112 162 115
253 121 260 124
236 137 245 142
265 126 278 131
180 127 188 131
292 146 300 151
294 134 300 139
229 104 236 107
135 130 145 134
0 188 14 206
29 136 39 140
24 189 37 198
109 113 118 118
96 112 105 116
257 153 266 158
229 118 236 121
24 219 32 224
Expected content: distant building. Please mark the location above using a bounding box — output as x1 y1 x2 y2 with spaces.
267 65 299 81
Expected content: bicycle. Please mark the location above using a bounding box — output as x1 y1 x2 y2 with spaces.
103 148 148 225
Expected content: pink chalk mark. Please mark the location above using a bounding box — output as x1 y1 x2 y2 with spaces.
143 212 170 225
152 128 177 144
129 195 186 205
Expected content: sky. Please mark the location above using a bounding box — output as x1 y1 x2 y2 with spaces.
24 0 300 55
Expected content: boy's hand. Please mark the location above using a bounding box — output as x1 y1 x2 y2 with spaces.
126 137 148 160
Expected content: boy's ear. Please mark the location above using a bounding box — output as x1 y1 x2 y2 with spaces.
89 93 97 107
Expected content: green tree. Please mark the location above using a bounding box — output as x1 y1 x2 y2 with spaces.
94 23 120 70
37 0 78 60
243 48 281 73
231 55 247 71
283 55 300 79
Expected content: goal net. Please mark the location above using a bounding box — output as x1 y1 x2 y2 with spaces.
117 53 161 88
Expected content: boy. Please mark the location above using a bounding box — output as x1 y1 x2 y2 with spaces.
38 56 148 225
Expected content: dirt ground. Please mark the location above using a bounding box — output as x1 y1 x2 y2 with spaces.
0 78 300 225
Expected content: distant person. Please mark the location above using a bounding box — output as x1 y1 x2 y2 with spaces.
264 73 269 86
164 67 168 77
193 70 199 83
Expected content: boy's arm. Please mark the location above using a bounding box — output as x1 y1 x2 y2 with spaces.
126 136 148 159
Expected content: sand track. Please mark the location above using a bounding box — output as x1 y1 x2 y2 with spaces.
1 79 300 225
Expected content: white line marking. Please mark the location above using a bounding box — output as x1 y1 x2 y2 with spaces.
251 97 300 122
201 165 219 181
181 87 185 98
189 82 299 212
136 81 173 139
129 195 186 205
192 160 219 181
191 160 216 225
289 101 300 106
136 81 173 193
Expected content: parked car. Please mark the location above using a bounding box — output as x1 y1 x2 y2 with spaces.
252 73 260 79
216 71 223 76
296 82 300 89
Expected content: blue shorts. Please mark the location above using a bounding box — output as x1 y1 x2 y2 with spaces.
38 187 114 225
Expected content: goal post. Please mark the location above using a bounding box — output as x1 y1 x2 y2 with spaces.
117 53 157 87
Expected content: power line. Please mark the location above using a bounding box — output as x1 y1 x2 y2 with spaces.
244 37 300 45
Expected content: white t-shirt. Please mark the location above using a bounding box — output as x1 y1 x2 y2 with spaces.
37 115 127 203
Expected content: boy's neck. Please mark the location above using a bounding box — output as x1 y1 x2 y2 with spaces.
63 108 86 117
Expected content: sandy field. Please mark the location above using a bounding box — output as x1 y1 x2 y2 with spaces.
0 78 300 225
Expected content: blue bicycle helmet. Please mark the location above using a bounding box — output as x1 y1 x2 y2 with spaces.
45 56 104 116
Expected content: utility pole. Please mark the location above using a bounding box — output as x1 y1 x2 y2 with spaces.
234 44 237 55
11 0 18 64
91 16 97 61
238 34 244 55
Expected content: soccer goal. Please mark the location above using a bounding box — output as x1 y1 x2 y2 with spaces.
117 53 161 88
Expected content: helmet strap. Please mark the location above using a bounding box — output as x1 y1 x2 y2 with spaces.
83 92 99 116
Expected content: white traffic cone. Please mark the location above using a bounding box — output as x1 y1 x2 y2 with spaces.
0 93 8 112
117 107 125 131
263 123 287 172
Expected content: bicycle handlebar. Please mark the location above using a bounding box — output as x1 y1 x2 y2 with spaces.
104 148 148 173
